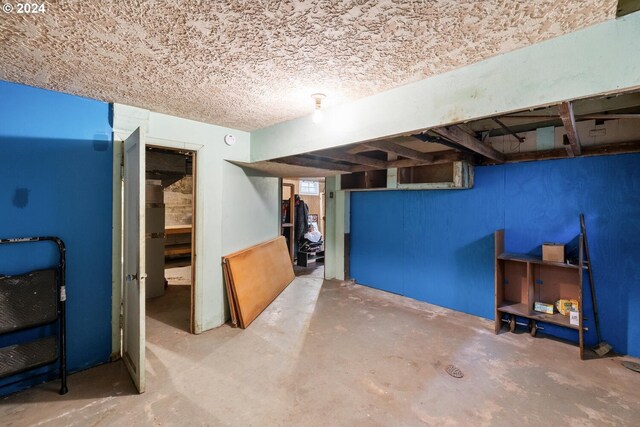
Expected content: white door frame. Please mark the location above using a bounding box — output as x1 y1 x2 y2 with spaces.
111 135 203 359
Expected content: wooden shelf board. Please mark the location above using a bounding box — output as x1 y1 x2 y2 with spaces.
498 301 579 330
281 223 293 227
498 252 583 270
165 243 191 256
165 225 192 235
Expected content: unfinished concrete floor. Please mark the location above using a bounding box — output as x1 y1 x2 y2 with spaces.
2 272 639 426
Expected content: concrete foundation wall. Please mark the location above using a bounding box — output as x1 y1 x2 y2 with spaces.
164 176 193 227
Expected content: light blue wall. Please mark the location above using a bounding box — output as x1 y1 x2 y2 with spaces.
350 154 640 357
0 81 113 394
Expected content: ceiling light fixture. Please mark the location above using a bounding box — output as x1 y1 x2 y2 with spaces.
311 93 326 124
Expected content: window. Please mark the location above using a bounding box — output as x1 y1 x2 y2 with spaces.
299 179 319 195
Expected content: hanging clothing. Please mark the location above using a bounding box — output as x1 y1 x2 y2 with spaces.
294 195 309 243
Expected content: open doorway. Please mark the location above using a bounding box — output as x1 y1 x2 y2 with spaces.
281 178 326 279
119 128 200 394
144 146 195 333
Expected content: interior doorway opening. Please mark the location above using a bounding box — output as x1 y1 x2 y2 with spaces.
119 128 200 394
281 178 326 279
144 146 196 334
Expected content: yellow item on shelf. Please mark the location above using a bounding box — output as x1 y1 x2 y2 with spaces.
556 299 579 316
534 301 554 314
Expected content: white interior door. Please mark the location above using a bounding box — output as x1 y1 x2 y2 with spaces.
123 127 146 393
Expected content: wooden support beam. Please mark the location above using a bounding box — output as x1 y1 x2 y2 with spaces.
362 140 434 162
271 156 356 172
577 114 640 120
432 126 505 162
348 133 451 154
480 140 640 165
313 149 388 169
412 133 479 155
346 145 375 154
558 101 582 157
388 150 467 168
491 118 525 143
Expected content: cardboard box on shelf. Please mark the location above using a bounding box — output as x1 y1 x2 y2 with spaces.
556 299 579 316
534 301 554 315
542 243 565 263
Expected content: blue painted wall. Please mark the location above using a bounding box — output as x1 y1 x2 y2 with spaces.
350 154 640 357
0 81 113 394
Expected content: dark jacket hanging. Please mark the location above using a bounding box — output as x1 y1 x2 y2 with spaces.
294 195 309 242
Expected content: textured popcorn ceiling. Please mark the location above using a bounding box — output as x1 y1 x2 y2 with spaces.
0 0 617 131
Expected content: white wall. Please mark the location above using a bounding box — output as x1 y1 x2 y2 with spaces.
222 162 279 254
114 105 279 333
251 12 640 162
323 176 348 281
220 162 279 320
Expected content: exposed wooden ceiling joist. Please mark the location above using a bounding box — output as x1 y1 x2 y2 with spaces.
313 149 388 169
388 150 467 168
412 133 480 156
480 140 640 165
491 118 525 143
558 101 582 157
269 89 640 175
348 139 450 155
431 126 505 162
362 140 435 162
271 156 356 172
298 140 469 173
469 91 640 136
229 160 344 177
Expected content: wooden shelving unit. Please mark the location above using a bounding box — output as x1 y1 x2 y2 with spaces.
339 161 473 191
165 225 192 258
281 183 295 263
494 229 586 359
340 170 387 190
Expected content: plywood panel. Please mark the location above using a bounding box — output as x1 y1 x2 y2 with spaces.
504 261 528 304
222 261 240 327
222 236 294 328
537 265 580 303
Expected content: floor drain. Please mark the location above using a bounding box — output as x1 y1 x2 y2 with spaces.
445 364 464 378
